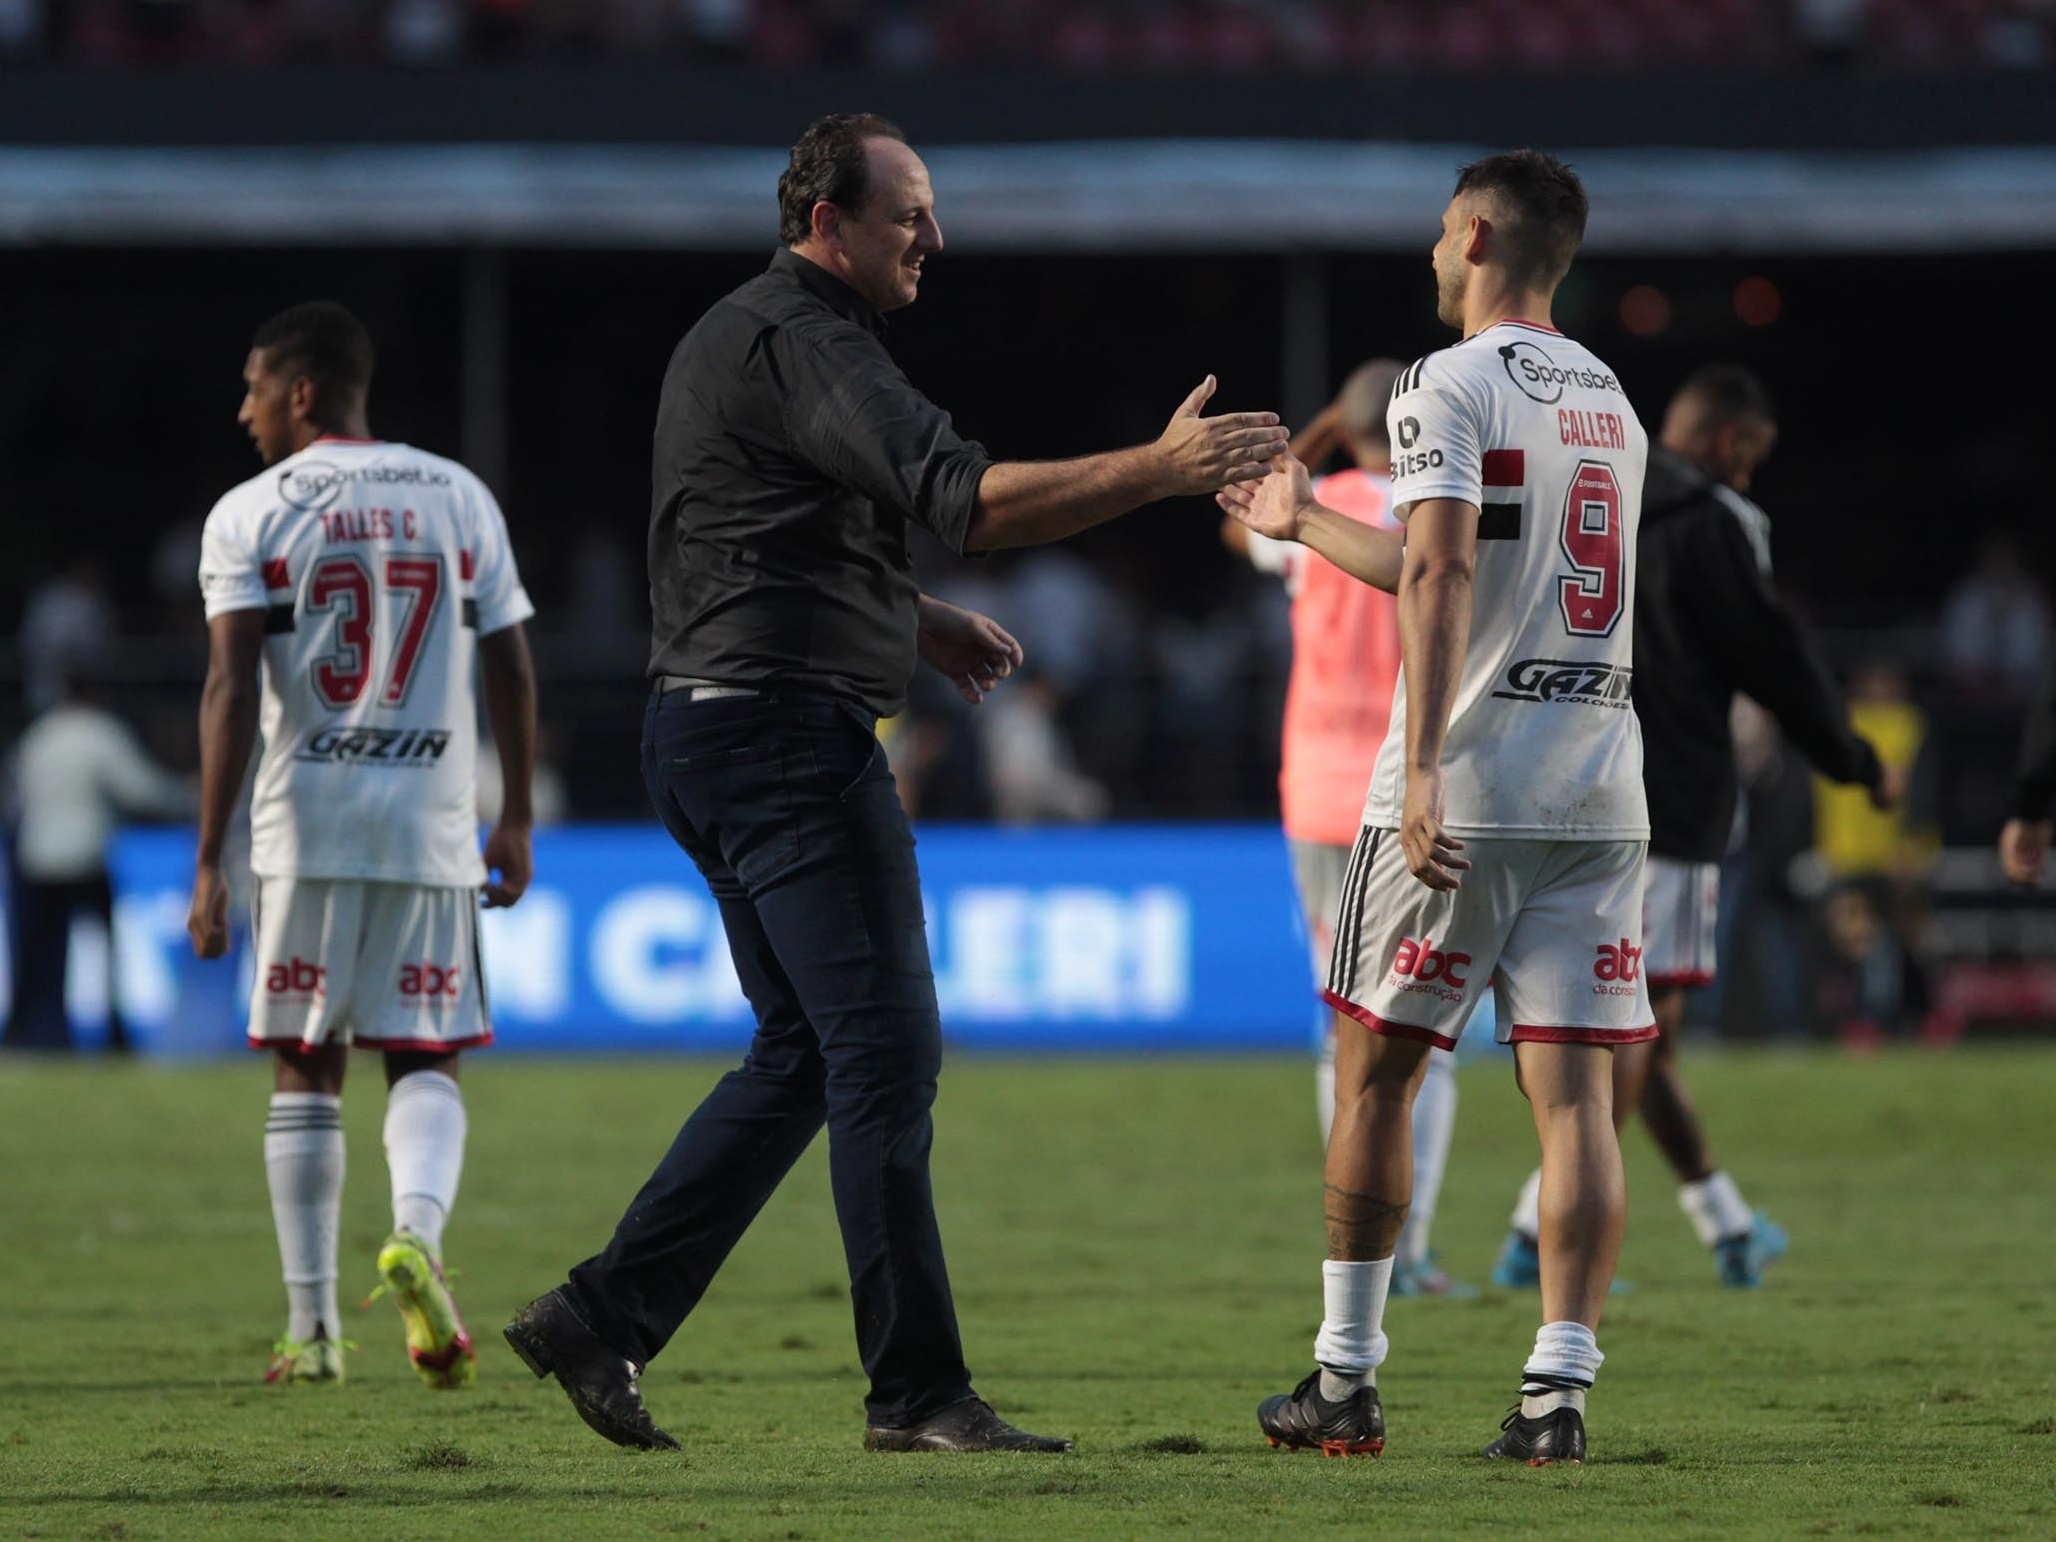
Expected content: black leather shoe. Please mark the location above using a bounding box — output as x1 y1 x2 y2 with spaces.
504 1287 681 1451
864 1396 1073 1453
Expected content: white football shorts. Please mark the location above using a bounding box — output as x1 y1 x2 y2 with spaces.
248 878 491 1052
1323 829 1655 1051
1642 856 1721 991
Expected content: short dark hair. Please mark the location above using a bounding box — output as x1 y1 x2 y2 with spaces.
1452 150 1589 291
1674 362 1777 426
777 113 908 246
251 301 374 421
1337 359 1406 448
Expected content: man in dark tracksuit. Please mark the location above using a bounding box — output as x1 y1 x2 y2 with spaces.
1494 363 1900 1290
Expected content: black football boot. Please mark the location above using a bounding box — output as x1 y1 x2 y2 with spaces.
1257 1369 1385 1457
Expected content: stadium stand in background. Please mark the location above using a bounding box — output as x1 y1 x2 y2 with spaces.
1 0 2052 72
2 0 2052 1050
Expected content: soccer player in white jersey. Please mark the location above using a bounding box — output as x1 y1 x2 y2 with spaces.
188 302 539 1388
1221 151 1649 1465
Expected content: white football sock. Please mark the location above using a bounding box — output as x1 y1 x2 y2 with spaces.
384 1069 466 1254
1510 1166 1543 1242
1315 1028 1336 1147
265 1093 344 1342
1522 1320 1602 1416
1313 1258 1392 1395
1395 1052 1458 1270
1679 1170 1755 1249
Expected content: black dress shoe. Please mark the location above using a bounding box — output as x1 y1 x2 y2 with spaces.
864 1396 1073 1453
504 1287 681 1451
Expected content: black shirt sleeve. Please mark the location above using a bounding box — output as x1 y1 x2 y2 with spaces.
1676 505 1884 791
2012 662 2056 818
782 319 991 556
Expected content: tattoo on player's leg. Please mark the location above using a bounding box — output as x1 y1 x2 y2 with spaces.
1323 1183 1411 1261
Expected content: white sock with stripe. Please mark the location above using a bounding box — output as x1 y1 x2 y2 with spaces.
1521 1320 1603 1417
265 1093 345 1342
384 1069 466 1254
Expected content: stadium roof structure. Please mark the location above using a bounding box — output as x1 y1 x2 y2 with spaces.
2 140 2054 252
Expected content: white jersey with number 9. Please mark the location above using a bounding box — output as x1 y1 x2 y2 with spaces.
1364 321 1649 840
200 438 534 887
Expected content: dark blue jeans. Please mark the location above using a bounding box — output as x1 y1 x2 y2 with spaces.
567 689 973 1427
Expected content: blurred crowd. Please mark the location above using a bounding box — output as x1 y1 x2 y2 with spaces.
3 0 2052 69
7 517 2047 1049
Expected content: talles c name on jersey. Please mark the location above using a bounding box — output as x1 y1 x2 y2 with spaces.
293 726 453 766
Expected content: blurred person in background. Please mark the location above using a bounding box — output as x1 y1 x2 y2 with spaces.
1999 655 2056 884
0 0 44 57
1715 698 1821 1043
978 664 1109 824
4 668 191 1052
19 552 118 717
1221 357 1477 1300
477 722 568 827
1941 533 2049 708
1811 660 1933 1046
506 112 1285 1457
1492 363 1897 1291
189 300 540 1390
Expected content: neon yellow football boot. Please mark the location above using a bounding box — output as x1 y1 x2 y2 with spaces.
374 1231 476 1390
265 1331 346 1385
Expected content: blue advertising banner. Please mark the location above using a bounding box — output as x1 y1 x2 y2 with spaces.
68 824 1325 1056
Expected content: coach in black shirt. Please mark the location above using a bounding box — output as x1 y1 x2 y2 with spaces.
1618 364 1897 1267
508 113 1286 1454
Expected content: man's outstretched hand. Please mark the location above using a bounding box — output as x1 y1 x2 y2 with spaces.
1153 376 1289 496
918 597 1025 706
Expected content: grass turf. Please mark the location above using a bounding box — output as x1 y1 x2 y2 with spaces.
1 1045 2051 1539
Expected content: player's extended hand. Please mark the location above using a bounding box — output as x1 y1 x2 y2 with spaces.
482 822 532 909
1999 817 2051 886
1400 767 1470 892
917 597 1024 706
186 862 231 958
1153 376 1289 496
1215 452 1317 542
1869 761 1908 812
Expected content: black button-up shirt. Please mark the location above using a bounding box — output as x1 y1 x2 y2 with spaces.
646 249 993 715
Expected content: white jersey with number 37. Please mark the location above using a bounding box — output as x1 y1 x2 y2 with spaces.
199 439 534 887
1363 320 1649 839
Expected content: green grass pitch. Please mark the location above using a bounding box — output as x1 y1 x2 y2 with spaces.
2 1045 2052 1539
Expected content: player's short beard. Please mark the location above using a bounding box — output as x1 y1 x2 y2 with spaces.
1435 267 1465 329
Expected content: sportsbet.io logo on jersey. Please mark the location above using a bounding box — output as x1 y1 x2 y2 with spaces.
293 725 453 766
279 460 453 512
1497 340 1622 405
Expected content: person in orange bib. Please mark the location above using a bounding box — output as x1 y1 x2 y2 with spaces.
1224 359 1481 1299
